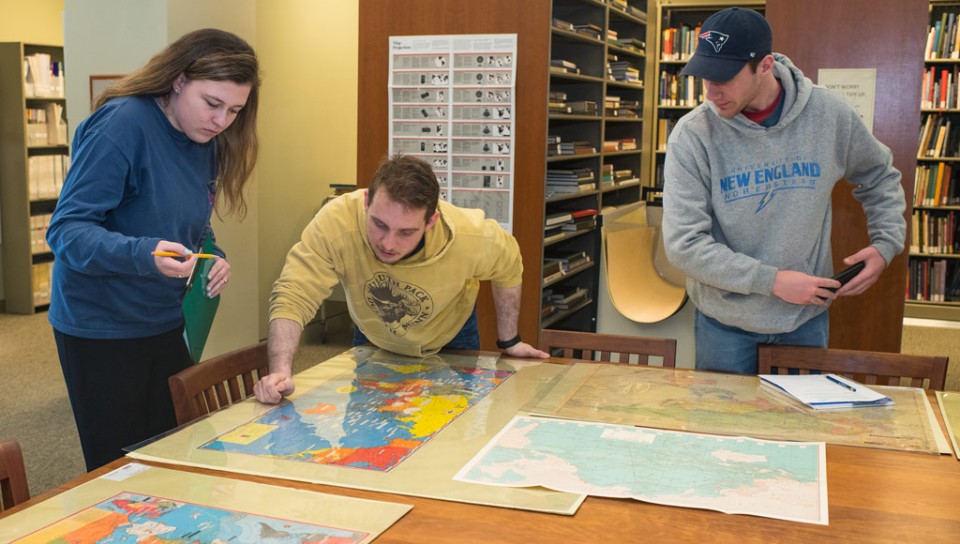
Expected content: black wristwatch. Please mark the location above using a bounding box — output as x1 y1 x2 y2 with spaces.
496 334 522 350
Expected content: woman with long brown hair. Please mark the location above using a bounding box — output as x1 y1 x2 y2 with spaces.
47 28 260 471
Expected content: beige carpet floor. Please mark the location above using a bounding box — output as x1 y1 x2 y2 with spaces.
0 309 354 498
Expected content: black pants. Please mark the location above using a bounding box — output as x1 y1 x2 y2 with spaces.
53 326 193 471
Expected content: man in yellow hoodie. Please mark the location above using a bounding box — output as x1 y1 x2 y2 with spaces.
255 154 547 404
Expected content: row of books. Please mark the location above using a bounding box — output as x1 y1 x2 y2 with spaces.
551 17 646 50
544 285 590 310
600 165 638 188
29 154 70 201
26 104 68 146
24 53 64 98
608 60 641 84
921 66 960 110
552 18 604 41
611 38 645 55
546 167 596 196
911 209 959 256
550 58 580 76
926 11 960 60
604 95 640 118
658 71 704 107
546 135 596 157
32 261 53 307
906 258 960 302
601 138 637 152
542 249 593 283
657 117 678 151
917 114 960 158
30 213 53 255
661 24 702 62
914 162 960 207
608 0 647 23
544 210 599 243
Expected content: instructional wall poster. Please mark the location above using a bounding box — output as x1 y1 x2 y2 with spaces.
818 68 876 132
389 34 517 232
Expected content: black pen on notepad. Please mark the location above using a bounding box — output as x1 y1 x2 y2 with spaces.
826 374 856 392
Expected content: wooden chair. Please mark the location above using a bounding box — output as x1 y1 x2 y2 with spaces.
757 345 948 390
168 341 270 426
538 329 677 367
0 439 30 511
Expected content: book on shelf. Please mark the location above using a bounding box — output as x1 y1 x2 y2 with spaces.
543 258 563 278
561 216 597 232
619 137 637 150
573 23 603 40
609 61 641 83
556 141 597 155
548 285 589 309
545 211 574 227
566 101 598 115
544 249 592 274
626 5 647 23
614 169 637 185
552 17 574 32
759 373 894 410
543 229 567 244
547 167 595 182
612 37 646 54
926 12 960 60
546 182 594 194
602 140 620 152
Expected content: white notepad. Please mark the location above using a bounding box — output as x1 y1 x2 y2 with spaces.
759 373 894 409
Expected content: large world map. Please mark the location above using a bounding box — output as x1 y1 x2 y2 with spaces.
202 357 513 471
456 415 828 525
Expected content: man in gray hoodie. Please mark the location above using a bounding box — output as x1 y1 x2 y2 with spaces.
662 7 906 374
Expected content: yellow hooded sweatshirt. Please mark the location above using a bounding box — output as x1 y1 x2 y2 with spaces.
270 190 523 357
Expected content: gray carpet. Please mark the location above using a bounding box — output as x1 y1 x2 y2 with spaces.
0 308 354 497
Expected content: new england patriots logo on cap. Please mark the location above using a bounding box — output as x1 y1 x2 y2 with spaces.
699 30 729 53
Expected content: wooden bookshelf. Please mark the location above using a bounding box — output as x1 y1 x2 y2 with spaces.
906 0 960 319
649 1 764 189
0 43 68 314
357 0 651 347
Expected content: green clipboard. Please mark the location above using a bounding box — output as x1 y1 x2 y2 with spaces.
182 234 220 363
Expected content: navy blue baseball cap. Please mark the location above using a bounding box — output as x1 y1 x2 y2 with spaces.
681 7 772 82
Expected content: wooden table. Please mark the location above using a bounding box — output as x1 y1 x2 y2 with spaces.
4 365 960 543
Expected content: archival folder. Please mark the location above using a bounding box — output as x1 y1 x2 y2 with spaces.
182 235 220 363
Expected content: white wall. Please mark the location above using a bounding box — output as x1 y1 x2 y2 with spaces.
60 0 360 354
255 0 359 339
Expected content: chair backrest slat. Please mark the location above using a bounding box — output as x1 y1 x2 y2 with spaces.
758 345 948 391
538 330 677 368
0 439 30 510
169 342 270 426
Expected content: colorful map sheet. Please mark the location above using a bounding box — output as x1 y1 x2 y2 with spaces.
0 463 411 543
456 415 828 525
127 348 585 514
937 391 960 460
201 358 513 471
525 363 948 453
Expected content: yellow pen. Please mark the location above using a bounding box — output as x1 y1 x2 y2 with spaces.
151 251 216 259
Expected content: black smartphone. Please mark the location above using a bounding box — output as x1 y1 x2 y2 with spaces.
825 261 865 292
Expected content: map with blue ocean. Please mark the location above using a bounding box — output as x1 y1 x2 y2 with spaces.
201 358 513 471
456 415 828 524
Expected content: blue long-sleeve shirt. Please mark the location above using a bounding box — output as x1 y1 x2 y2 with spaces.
47 95 219 339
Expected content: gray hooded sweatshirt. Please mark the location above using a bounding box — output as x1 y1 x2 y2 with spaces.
662 53 906 334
